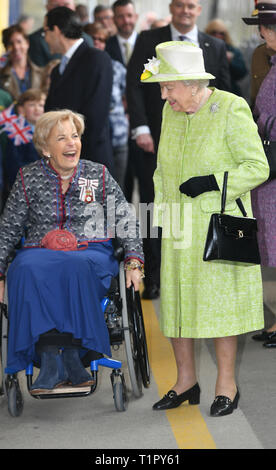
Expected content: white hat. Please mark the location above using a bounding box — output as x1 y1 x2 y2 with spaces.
140 41 215 83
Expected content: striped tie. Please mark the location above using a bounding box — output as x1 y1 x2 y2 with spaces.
179 35 190 42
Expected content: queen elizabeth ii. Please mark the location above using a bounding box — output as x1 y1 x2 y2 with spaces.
141 41 269 416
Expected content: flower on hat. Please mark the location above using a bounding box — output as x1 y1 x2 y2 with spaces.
141 57 160 81
252 8 259 16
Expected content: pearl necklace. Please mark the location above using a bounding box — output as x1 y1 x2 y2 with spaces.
60 171 74 180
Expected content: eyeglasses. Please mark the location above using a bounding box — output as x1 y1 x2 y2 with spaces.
41 27 50 38
99 15 113 21
92 36 106 43
210 30 226 36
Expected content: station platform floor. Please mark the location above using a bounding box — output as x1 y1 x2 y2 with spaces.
0 267 276 451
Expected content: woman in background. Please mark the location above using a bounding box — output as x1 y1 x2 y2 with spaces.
205 18 248 97
0 24 43 101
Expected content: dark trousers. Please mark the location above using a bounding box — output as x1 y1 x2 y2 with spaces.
125 139 161 288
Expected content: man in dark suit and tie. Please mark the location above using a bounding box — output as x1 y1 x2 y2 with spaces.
127 0 231 299
105 1 142 205
44 7 114 173
105 0 138 66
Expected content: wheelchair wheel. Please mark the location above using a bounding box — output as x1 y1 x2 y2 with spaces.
128 288 150 389
0 305 4 396
111 370 128 412
1 295 9 397
119 263 150 398
113 381 128 412
7 376 24 417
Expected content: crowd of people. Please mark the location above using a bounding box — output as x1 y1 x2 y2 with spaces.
0 0 276 415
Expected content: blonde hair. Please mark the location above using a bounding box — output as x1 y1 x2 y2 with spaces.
33 109 85 156
205 18 232 45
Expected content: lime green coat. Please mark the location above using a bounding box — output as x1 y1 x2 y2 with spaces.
153 89 269 338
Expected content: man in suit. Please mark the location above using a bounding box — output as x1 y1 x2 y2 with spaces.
44 7 114 173
126 0 231 299
28 0 93 67
105 0 138 66
93 5 117 37
105 0 141 202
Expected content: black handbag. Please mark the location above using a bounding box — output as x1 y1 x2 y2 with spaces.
263 115 276 179
203 172 260 264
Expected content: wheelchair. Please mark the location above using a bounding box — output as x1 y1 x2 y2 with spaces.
0 254 150 417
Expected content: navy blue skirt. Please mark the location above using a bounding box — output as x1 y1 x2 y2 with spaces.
6 241 118 373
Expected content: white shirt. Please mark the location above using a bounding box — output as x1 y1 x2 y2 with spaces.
64 37 84 63
170 23 199 46
117 31 138 65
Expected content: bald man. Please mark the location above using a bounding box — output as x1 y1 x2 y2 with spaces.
28 0 93 66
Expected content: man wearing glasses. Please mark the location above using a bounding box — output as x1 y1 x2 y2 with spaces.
28 0 93 67
44 7 114 173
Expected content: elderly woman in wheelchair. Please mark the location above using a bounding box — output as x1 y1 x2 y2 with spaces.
0 109 144 396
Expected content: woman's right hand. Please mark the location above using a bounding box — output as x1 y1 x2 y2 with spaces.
126 268 143 291
0 280 5 303
136 134 155 154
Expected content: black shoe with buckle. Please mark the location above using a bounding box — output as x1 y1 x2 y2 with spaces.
252 330 276 342
152 383 200 410
210 390 240 417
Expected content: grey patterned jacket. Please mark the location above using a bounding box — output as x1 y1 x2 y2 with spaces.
0 159 144 274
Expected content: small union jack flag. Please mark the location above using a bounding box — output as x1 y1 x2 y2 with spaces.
0 104 18 132
0 54 8 68
5 115 33 146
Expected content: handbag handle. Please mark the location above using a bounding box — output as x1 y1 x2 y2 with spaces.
264 115 276 142
221 171 247 217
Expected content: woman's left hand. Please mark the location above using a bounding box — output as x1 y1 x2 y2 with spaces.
179 175 219 198
126 268 143 291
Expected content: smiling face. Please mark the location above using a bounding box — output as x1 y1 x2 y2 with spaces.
43 119 81 175
7 31 29 63
170 0 202 33
113 3 138 38
160 80 195 112
18 98 45 125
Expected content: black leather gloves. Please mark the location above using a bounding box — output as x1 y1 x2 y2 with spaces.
179 175 219 198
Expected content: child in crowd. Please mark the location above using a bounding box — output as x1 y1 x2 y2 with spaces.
2 88 45 202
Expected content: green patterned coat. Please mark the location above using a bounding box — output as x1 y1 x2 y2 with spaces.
153 89 269 338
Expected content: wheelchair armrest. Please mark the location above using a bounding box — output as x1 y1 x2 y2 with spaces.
112 239 124 262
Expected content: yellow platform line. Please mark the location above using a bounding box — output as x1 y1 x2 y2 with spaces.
142 299 216 449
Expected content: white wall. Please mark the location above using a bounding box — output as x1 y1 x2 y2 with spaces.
22 0 258 46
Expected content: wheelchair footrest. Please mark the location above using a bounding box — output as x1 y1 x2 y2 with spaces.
90 357 122 371
31 384 92 395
